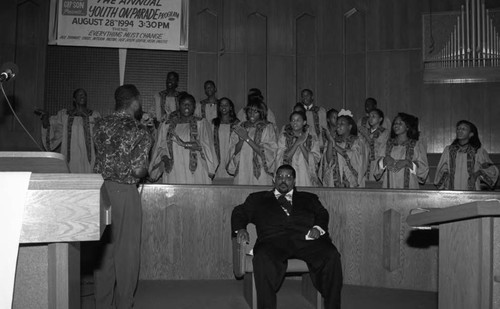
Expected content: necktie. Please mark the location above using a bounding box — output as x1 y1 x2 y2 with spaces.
278 194 292 215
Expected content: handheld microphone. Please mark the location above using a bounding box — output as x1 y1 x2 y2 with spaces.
0 62 18 83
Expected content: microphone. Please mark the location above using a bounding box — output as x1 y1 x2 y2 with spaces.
0 62 18 83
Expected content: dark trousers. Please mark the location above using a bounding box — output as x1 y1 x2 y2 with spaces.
94 181 142 309
252 237 343 309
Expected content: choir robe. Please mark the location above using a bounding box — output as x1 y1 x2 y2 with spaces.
149 118 218 184
357 115 392 131
374 139 429 189
276 130 321 187
41 108 101 173
212 123 234 179
434 145 499 190
363 127 390 181
304 106 328 151
154 92 178 121
227 122 278 186
319 136 367 188
195 100 218 123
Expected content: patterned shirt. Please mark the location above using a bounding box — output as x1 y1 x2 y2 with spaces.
93 111 153 184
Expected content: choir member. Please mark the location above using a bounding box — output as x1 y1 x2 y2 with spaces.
293 102 306 113
227 99 278 185
357 97 391 131
299 89 328 152
38 88 100 173
154 71 180 121
276 111 321 187
212 97 240 181
149 92 218 184
358 108 390 181
434 120 498 190
321 108 338 154
374 113 428 189
237 88 277 128
195 80 218 123
320 109 367 188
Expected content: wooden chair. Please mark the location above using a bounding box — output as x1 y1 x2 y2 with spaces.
232 224 323 309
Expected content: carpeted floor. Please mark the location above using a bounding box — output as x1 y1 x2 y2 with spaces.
82 279 437 309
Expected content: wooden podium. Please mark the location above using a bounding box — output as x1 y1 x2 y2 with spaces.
407 200 500 309
0 152 107 309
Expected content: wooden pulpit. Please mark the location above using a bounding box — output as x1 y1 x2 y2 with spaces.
407 200 500 309
0 152 108 309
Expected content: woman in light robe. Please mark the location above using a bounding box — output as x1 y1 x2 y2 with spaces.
358 108 390 181
321 108 338 156
154 71 180 121
374 113 428 189
149 92 218 184
211 97 240 181
276 111 321 187
236 88 278 132
320 110 367 188
227 99 278 185
434 120 498 190
39 88 100 173
195 80 218 123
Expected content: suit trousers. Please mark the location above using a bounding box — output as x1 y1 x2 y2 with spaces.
252 237 342 309
94 181 142 309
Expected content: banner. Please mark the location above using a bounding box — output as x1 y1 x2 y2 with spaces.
52 0 187 50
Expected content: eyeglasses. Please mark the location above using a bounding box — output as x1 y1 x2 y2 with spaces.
275 174 294 180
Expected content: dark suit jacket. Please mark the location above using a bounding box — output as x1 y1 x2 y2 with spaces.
231 189 330 248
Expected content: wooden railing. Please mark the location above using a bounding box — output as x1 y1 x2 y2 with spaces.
138 184 500 292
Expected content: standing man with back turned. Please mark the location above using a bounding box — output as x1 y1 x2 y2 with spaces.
232 164 343 309
93 84 154 309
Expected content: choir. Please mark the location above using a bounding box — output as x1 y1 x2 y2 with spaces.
39 78 499 190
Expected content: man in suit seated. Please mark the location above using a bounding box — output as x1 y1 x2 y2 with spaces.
231 164 343 309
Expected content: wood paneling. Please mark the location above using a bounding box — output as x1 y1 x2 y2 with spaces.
345 53 366 114
419 210 499 308
190 8 219 101
296 13 317 98
268 55 295 126
383 209 401 272
366 0 424 51
366 50 421 120
316 54 344 110
48 243 80 309
139 184 500 291
431 213 499 308
20 173 104 243
246 12 267 98
188 0 343 129
218 53 247 109
494 218 500 309
188 0 500 152
14 246 48 308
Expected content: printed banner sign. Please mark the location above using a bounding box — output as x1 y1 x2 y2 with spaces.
56 0 183 50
